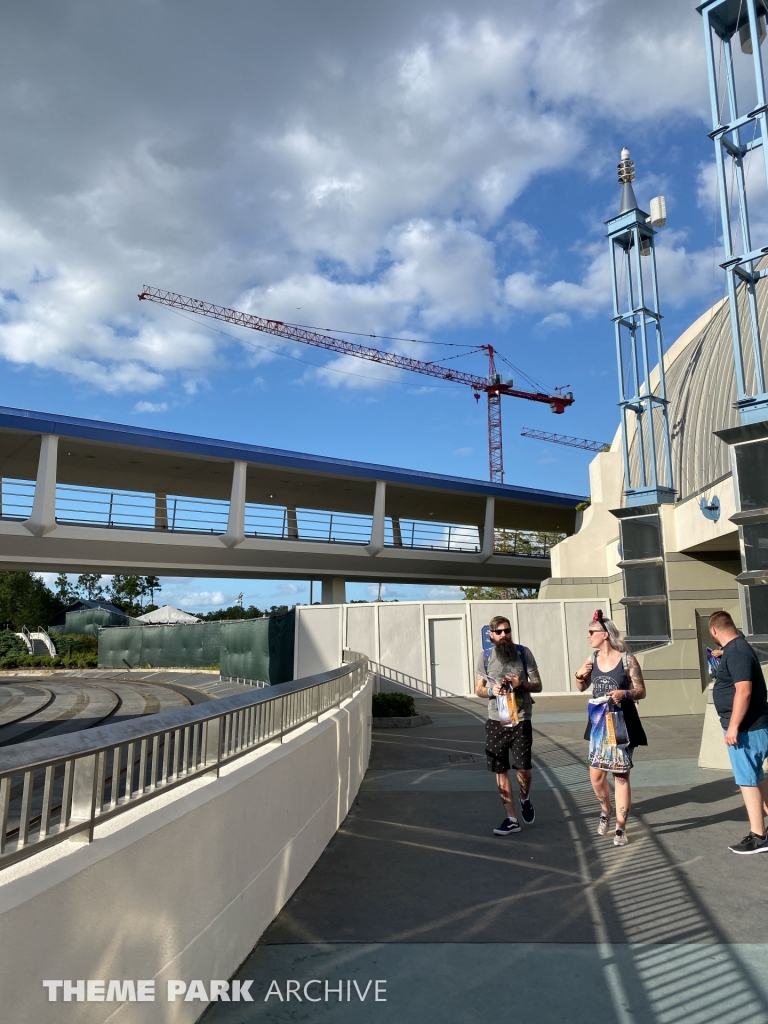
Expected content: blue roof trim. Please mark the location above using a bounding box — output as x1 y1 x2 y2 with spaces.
0 406 586 506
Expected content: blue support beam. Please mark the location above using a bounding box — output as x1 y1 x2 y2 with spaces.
607 151 675 507
699 0 768 424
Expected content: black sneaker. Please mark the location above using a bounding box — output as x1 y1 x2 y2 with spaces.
493 817 521 836
520 798 535 824
728 832 768 855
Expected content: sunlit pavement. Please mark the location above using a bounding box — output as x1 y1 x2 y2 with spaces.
201 695 768 1024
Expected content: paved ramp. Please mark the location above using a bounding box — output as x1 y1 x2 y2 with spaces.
200 697 768 1024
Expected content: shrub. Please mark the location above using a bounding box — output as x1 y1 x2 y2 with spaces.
0 631 98 670
0 630 28 660
372 692 417 718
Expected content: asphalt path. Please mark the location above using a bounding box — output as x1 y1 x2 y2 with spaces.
201 695 768 1024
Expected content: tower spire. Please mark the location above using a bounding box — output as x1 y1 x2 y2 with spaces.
618 148 638 214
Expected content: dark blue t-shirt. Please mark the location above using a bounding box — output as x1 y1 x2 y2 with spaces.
713 635 768 731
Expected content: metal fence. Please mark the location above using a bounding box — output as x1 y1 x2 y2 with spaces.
0 656 368 870
0 477 553 558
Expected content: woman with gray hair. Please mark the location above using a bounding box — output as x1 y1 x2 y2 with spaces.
574 610 647 846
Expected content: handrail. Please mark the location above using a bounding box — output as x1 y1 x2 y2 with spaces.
0 656 369 869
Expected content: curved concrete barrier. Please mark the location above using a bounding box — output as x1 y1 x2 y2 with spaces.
0 675 372 1023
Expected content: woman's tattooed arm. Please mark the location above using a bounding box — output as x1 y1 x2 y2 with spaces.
626 654 646 700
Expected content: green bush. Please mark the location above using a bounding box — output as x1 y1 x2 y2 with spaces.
372 692 417 718
0 630 28 660
0 631 98 670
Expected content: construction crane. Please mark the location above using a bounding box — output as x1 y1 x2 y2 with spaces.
520 428 609 453
138 286 575 483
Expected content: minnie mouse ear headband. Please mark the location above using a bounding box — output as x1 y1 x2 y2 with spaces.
592 609 608 629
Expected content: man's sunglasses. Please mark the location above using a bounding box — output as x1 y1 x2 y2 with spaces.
491 627 512 635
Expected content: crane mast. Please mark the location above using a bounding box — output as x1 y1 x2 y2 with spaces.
138 285 574 483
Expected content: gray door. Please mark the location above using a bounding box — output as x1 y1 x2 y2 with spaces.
428 618 467 696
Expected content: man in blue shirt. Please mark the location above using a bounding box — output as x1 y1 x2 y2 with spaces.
709 610 768 855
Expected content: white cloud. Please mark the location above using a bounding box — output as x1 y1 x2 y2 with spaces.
134 400 168 413
536 312 572 331
0 1 716 393
426 585 463 600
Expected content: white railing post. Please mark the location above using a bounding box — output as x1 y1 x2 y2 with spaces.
69 754 98 844
24 434 58 537
154 493 168 530
477 495 495 562
367 480 386 555
204 718 222 776
221 460 247 548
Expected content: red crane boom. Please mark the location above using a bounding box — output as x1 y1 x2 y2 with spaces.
138 285 574 482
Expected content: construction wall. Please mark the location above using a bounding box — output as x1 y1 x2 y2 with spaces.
98 612 295 685
295 599 605 697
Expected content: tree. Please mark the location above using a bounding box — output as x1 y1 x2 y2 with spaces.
144 576 161 605
54 573 76 606
110 575 148 617
76 574 104 600
198 604 263 621
0 572 63 630
461 585 538 601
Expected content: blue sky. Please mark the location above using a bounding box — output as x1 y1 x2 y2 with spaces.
0 1 745 610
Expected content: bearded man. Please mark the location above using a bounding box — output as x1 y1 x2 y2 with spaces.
475 615 542 835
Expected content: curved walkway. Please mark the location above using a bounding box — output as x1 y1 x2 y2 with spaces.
201 695 768 1024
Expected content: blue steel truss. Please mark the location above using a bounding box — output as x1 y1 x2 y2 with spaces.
606 157 675 507
700 0 768 424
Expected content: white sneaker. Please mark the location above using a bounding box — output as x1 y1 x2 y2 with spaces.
614 828 628 847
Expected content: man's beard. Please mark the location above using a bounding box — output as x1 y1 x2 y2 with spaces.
495 637 516 659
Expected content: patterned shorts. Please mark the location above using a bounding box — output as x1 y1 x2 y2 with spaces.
485 719 533 773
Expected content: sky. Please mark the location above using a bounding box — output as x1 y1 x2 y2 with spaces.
0 0 749 610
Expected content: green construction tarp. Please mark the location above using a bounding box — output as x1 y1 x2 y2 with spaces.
98 611 295 684
219 619 270 683
50 608 132 636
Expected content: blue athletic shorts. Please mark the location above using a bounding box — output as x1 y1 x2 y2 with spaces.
724 727 768 786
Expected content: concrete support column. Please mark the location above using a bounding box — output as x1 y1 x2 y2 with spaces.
222 460 247 548
321 577 346 604
477 496 495 561
391 516 402 547
367 480 386 555
154 492 168 530
286 506 299 539
24 434 58 537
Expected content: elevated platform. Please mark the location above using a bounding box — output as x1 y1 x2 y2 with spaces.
0 406 585 586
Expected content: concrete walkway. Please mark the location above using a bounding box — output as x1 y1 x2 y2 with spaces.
202 695 768 1024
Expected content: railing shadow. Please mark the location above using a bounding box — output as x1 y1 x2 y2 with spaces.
533 733 768 1024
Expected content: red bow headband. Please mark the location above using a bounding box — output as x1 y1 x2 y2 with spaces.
592 609 606 625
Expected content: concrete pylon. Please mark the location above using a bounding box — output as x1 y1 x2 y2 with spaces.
321 577 346 605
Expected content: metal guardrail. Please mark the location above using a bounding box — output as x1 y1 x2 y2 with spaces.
0 477 552 558
0 656 369 870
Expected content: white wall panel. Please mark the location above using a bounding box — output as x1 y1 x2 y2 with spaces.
345 604 376 660
517 602 567 692
378 603 425 684
294 606 341 678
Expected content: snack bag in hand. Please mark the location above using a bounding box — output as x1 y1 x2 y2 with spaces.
497 689 519 727
480 673 519 727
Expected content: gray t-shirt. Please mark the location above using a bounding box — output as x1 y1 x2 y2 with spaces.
476 645 538 722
